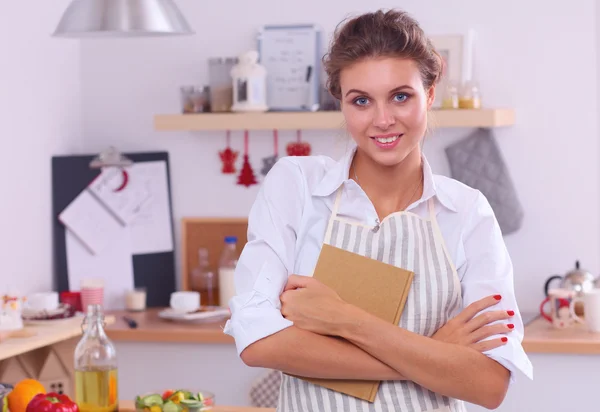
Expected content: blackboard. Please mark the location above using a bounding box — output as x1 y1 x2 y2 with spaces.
51 151 176 308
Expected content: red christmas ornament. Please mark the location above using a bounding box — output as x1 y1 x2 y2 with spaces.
219 130 238 174
237 130 258 187
286 130 311 156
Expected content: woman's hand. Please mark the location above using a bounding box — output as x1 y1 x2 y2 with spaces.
432 295 514 352
280 275 348 336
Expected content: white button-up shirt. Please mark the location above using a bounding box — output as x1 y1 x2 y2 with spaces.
223 145 533 383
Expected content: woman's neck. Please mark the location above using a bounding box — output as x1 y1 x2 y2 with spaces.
351 148 424 219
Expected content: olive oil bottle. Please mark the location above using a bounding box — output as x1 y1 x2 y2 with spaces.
75 304 118 412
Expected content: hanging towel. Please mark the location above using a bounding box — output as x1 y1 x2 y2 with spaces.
445 128 524 235
249 369 281 408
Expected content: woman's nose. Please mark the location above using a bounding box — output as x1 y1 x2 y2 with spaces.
372 105 396 129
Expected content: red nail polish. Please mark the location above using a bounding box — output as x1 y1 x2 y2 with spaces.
501 337 508 342
507 324 514 329
507 310 515 316
494 295 502 300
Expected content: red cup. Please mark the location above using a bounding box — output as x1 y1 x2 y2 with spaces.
60 291 82 314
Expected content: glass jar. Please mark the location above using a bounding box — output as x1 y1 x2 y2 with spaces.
181 86 210 113
74 304 118 412
458 80 482 109
190 248 219 306
208 57 238 112
440 81 459 109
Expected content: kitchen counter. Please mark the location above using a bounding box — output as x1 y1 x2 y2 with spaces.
105 308 232 344
119 400 273 412
105 309 600 355
0 314 115 361
522 316 600 354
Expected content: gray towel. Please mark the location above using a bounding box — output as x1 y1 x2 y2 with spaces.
445 128 524 235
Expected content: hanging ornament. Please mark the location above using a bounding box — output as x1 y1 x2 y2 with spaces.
261 129 279 176
237 130 258 187
286 130 312 156
219 130 238 174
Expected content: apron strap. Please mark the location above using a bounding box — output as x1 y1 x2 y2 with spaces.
427 197 439 225
324 187 343 243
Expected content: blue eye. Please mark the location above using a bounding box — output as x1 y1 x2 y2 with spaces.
353 97 369 106
394 93 409 103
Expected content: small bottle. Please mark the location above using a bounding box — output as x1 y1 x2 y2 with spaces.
75 304 118 412
218 236 239 308
190 248 219 307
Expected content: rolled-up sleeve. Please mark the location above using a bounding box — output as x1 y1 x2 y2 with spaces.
223 158 304 356
458 190 533 383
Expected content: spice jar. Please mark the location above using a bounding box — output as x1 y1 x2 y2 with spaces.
208 57 238 112
181 86 210 113
458 80 481 109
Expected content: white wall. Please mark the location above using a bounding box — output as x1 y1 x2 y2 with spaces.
0 1 82 294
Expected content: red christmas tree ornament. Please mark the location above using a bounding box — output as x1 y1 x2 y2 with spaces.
219 130 238 174
286 130 311 156
237 130 258 187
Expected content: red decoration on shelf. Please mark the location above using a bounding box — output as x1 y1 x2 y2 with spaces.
219 130 239 174
286 130 311 156
237 130 258 187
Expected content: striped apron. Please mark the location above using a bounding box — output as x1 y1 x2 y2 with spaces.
277 187 467 412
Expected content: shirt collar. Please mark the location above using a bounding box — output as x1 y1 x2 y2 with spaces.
312 144 457 213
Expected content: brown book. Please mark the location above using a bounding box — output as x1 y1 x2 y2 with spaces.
297 243 413 402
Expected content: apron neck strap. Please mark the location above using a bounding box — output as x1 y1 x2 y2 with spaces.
324 186 344 243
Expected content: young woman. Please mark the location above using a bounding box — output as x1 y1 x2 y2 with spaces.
223 9 533 412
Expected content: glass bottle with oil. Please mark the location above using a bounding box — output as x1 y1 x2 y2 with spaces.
75 304 118 412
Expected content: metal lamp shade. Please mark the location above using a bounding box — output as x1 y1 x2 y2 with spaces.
53 0 194 38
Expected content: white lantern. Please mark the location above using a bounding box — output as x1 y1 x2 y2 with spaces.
230 50 269 112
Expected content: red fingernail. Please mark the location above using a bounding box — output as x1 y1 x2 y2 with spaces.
494 295 502 300
501 337 508 342
507 324 514 329
507 310 515 316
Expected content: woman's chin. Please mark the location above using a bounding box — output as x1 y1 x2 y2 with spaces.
361 145 412 168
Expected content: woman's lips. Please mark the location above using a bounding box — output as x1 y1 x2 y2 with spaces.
371 133 403 149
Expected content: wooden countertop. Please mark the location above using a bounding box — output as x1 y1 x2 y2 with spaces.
522 316 600 354
119 400 273 412
0 314 115 361
3 308 600 360
105 308 233 344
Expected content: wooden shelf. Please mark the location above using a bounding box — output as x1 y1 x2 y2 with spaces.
154 108 515 131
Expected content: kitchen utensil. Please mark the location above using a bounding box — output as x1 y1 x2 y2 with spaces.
544 260 596 296
122 316 138 329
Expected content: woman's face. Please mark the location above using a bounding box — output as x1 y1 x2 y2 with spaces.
340 57 434 167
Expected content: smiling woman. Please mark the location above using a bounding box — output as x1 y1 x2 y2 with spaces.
223 8 533 412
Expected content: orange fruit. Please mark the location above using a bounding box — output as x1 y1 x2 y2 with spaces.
7 379 45 412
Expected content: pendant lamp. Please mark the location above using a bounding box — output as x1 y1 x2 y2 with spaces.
53 0 194 38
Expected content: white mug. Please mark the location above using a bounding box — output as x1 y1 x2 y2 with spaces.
26 292 59 311
570 289 600 332
170 291 200 313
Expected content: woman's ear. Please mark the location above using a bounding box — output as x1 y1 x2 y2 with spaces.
426 85 436 109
